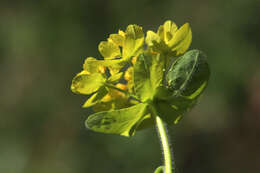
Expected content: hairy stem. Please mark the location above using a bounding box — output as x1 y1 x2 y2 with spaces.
156 116 174 173
151 105 175 173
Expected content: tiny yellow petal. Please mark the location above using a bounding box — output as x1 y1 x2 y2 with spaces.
98 66 106 74
118 30 125 37
169 23 192 55
98 41 121 59
131 56 137 65
108 34 124 46
116 83 127 90
109 83 127 99
124 67 133 81
102 94 112 102
163 20 178 44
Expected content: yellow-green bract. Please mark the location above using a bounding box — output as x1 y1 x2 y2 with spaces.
71 20 210 137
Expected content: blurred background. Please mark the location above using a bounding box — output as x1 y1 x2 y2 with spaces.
1 0 260 172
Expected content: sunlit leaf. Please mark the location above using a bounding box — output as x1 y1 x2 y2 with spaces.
71 71 106 95
86 103 148 137
93 101 113 112
93 97 133 112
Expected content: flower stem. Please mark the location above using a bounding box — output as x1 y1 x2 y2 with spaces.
156 116 173 173
151 105 174 173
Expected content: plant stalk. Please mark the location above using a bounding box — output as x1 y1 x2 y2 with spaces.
156 116 174 173
150 104 175 173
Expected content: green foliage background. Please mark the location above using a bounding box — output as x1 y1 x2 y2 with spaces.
0 0 260 173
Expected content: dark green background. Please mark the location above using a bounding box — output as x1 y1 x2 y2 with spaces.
1 0 260 172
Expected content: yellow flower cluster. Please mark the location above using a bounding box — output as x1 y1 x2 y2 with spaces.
71 20 192 112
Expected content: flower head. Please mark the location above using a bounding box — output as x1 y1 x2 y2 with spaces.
145 20 192 56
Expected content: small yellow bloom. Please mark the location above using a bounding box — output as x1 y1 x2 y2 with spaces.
116 83 127 90
110 83 127 99
124 67 133 81
98 66 106 74
145 20 192 56
102 94 112 102
98 25 144 60
131 56 137 65
102 83 127 102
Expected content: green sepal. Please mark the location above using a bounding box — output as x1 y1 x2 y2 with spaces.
133 52 164 102
86 103 148 137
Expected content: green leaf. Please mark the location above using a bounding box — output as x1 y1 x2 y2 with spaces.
98 41 121 59
92 97 133 112
86 103 148 137
93 101 113 112
123 24 144 58
167 49 210 98
154 95 195 124
133 53 164 102
150 50 210 125
82 86 108 108
71 71 106 95
154 86 195 111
